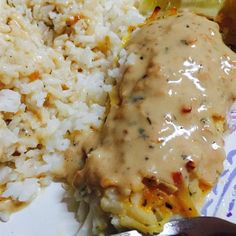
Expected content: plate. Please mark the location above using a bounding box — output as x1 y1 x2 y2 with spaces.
202 129 236 221
0 111 235 236
0 183 80 236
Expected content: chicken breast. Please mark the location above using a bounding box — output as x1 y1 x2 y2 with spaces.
76 11 236 234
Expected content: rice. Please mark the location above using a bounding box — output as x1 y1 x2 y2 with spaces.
0 0 145 218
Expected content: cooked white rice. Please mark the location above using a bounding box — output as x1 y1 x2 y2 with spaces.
0 0 144 218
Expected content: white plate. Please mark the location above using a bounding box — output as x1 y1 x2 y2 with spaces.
0 183 80 236
0 114 236 236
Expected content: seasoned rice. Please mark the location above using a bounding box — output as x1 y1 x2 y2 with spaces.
0 0 144 219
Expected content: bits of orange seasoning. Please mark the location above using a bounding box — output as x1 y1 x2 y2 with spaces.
185 160 196 172
212 114 225 122
66 14 81 27
100 178 117 188
128 25 136 33
198 180 211 192
169 7 177 16
147 6 161 22
172 171 183 186
181 105 192 113
29 71 39 81
61 84 69 90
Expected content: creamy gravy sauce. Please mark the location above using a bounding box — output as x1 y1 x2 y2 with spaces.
78 12 236 194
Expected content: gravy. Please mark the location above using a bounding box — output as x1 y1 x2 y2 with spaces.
77 12 236 195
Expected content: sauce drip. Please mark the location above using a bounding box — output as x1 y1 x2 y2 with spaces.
77 12 236 195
